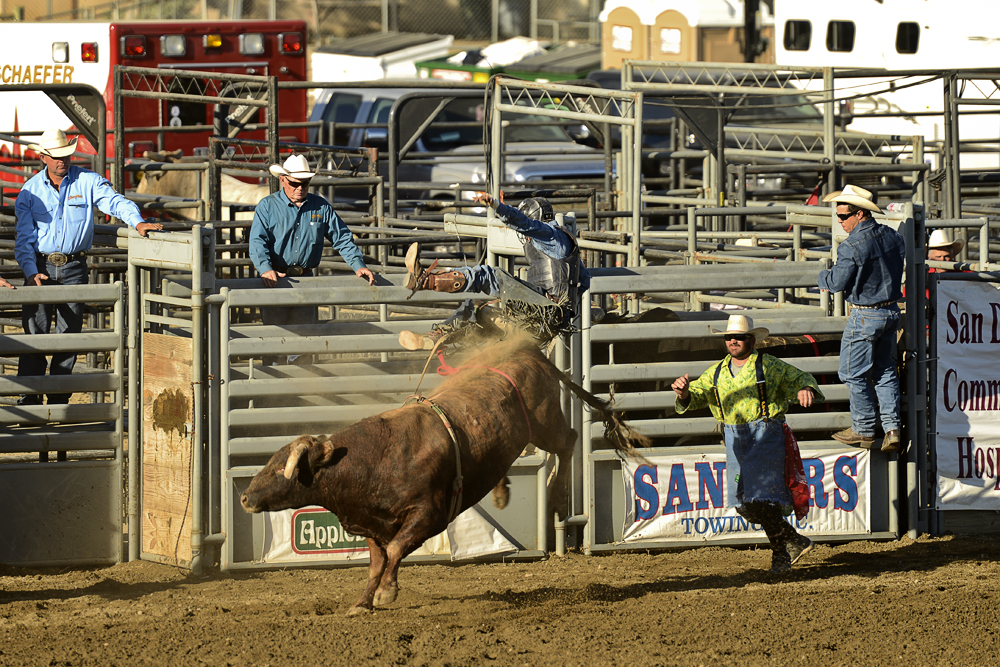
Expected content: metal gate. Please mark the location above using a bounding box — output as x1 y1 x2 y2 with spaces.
212 273 556 571
0 283 126 566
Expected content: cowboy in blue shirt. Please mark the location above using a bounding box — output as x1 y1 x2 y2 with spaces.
817 185 905 453
14 129 162 405
249 154 375 328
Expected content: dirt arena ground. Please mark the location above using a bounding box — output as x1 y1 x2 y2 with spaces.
1 533 998 666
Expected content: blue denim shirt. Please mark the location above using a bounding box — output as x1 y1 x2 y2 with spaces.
249 189 367 274
817 216 905 305
15 165 145 278
493 202 591 292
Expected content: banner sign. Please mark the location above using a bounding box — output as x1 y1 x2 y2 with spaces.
935 280 1000 509
621 448 870 542
261 504 518 563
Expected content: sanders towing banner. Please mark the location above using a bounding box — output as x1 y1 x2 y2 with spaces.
621 448 870 542
935 280 1000 509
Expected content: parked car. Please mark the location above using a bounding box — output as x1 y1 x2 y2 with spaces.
308 86 610 206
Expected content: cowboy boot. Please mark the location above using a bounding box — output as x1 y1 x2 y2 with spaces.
404 243 467 295
403 242 421 290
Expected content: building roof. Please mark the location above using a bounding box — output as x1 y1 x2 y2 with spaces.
316 32 451 58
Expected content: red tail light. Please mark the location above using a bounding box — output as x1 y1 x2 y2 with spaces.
121 35 147 57
81 42 98 62
129 141 155 158
279 32 303 54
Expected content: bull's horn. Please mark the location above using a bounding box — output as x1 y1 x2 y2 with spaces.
283 440 309 479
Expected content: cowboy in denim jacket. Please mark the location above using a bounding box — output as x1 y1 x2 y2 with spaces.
817 185 905 453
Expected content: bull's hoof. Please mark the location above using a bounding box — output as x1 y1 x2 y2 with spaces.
346 605 373 617
492 479 510 510
373 585 399 606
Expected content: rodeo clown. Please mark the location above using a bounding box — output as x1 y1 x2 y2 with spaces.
398 192 590 351
671 314 822 574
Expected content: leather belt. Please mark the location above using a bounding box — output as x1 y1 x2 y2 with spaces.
41 251 85 267
851 300 895 309
284 264 307 277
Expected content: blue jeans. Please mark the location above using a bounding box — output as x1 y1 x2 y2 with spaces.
19 255 89 404
439 266 550 329
838 305 901 437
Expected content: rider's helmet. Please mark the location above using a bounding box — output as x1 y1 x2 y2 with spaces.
517 197 555 223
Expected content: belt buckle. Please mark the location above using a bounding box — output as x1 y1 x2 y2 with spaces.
286 265 305 277
47 252 68 267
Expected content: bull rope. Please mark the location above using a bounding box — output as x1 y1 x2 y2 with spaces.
402 395 464 524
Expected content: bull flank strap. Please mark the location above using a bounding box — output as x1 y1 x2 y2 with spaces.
435 350 533 443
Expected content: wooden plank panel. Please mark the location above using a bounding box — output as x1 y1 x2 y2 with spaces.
141 333 193 566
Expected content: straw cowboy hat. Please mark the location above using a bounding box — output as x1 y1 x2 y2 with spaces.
821 184 882 214
928 228 964 253
268 154 316 180
28 129 78 158
710 314 769 340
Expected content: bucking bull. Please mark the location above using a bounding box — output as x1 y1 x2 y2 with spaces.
241 335 649 616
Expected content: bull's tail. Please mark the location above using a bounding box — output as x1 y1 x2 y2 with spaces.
550 364 651 462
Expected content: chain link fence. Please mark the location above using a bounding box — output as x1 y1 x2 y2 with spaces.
2 0 601 44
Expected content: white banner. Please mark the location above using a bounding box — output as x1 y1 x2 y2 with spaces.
621 448 870 542
935 280 1000 509
260 504 518 563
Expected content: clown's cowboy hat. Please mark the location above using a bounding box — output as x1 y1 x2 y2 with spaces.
268 154 316 180
821 184 882 214
28 129 78 158
928 228 964 253
711 314 769 340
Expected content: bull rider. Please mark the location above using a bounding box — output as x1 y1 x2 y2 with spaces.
398 192 589 350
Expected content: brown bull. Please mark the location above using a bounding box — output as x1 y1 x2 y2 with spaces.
240 336 648 616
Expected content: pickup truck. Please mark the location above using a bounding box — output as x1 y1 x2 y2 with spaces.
308 86 609 207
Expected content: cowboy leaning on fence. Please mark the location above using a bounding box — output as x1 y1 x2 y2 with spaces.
13 129 162 406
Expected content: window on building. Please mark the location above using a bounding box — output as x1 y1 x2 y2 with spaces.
783 20 812 51
826 21 856 52
896 22 920 54
660 28 682 55
611 25 633 52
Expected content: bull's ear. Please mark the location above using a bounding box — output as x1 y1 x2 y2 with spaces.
309 439 337 469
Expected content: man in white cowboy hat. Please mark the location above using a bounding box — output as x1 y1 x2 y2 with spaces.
249 154 375 330
926 228 964 271
817 184 905 453
14 128 162 405
671 314 822 574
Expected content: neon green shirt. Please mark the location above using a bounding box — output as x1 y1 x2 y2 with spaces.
675 350 823 425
